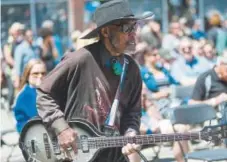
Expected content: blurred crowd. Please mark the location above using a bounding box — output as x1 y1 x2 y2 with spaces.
1 8 227 162
133 11 227 162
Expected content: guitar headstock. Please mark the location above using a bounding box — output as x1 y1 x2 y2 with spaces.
201 124 227 143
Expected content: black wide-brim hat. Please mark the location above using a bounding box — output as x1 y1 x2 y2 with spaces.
81 0 154 39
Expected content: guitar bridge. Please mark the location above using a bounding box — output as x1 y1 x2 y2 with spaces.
80 135 89 153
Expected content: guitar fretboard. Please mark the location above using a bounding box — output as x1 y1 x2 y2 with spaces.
78 132 208 149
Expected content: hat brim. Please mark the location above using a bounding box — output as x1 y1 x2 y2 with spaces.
80 12 154 39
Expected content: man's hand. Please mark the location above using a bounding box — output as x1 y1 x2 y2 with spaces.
122 143 141 155
58 127 78 157
122 130 141 155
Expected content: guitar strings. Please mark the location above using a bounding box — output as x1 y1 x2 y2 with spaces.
21 132 211 149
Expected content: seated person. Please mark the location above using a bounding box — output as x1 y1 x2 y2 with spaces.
13 59 46 133
202 41 217 67
140 47 179 100
170 37 211 86
140 87 189 162
189 53 227 107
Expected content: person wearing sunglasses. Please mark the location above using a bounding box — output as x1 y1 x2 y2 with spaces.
170 37 211 86
36 1 154 162
13 59 46 133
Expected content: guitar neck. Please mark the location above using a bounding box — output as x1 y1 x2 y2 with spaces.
88 132 203 149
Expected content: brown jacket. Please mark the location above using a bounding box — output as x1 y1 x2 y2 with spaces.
37 41 142 136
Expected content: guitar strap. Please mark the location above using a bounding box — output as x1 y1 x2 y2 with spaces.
103 56 149 162
104 56 129 136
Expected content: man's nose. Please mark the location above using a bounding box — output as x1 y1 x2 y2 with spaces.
128 32 136 41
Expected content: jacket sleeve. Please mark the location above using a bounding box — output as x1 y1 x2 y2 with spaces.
121 64 142 135
37 54 78 134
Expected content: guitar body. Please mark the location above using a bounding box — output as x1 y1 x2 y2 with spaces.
20 118 104 162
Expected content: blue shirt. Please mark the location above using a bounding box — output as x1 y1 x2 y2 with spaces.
191 30 206 40
140 65 179 92
170 56 212 83
13 84 38 132
14 41 40 76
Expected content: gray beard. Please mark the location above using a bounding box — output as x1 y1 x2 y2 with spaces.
123 42 136 55
109 32 136 55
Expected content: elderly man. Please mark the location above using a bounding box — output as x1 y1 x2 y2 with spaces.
170 37 211 85
189 53 227 107
36 0 153 162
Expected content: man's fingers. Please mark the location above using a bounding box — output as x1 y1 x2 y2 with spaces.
122 146 129 155
132 143 141 150
127 143 134 153
122 143 137 155
71 138 78 154
65 149 72 160
60 140 72 151
60 147 72 160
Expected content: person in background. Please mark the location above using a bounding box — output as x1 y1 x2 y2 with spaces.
141 84 190 162
140 20 162 48
14 29 41 90
207 11 227 55
1 22 24 107
202 41 217 67
158 48 176 70
41 20 63 63
191 19 206 40
140 47 179 100
39 28 58 72
3 22 24 69
162 21 182 51
191 39 204 57
189 53 227 107
13 59 46 133
170 37 211 85
179 17 191 37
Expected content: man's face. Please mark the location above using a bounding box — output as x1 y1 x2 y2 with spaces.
219 63 227 82
180 40 193 61
203 44 215 59
25 30 33 44
144 48 160 65
170 22 181 36
107 20 137 54
28 63 47 88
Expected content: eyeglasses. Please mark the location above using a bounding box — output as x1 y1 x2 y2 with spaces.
113 22 137 33
182 46 192 53
30 72 46 77
204 51 213 54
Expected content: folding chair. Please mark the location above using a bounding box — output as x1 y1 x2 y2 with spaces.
170 85 194 100
170 104 227 162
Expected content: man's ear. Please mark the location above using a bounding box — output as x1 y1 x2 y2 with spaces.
101 27 109 38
